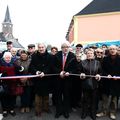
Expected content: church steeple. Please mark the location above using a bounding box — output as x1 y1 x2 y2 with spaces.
4 5 12 23
2 5 13 40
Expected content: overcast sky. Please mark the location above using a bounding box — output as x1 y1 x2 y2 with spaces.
0 0 92 48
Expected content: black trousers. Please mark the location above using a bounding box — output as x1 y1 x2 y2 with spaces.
55 79 71 114
71 78 82 108
21 86 32 108
81 89 98 116
1 93 16 111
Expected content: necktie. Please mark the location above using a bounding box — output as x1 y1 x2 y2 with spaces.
62 54 67 70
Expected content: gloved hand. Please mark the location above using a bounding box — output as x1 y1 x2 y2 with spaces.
36 71 41 75
60 71 65 78
95 74 101 81
80 73 86 79
39 72 45 78
65 72 70 77
20 78 27 83
107 74 112 79
19 66 24 72
0 73 2 77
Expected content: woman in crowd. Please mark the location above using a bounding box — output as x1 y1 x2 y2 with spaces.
0 52 23 117
80 48 102 120
16 50 32 113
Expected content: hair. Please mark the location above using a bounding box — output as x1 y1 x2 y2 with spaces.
37 43 46 48
51 47 58 51
20 50 28 55
6 41 13 45
86 48 94 54
61 41 70 48
3 52 12 58
108 45 118 50
76 44 83 48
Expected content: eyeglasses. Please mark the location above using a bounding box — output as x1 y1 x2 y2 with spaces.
62 46 69 48
96 51 103 54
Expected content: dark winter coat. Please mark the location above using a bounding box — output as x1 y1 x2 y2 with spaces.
80 59 102 90
102 55 120 96
29 51 52 96
0 58 22 95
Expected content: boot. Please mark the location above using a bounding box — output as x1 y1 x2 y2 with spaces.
81 112 87 119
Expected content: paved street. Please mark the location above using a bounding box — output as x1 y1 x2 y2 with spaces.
1 96 120 120
1 107 120 120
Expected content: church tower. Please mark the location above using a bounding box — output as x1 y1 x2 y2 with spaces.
2 6 13 40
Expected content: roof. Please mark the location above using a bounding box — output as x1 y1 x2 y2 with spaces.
11 39 24 48
3 6 12 23
75 0 120 16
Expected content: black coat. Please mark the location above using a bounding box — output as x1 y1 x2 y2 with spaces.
80 59 102 90
53 51 76 90
29 51 52 96
102 55 120 96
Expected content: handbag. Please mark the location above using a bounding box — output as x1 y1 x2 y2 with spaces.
0 84 8 94
0 85 4 93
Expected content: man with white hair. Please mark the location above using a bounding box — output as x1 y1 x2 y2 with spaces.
53 41 75 118
1 41 13 58
29 43 52 117
97 45 120 120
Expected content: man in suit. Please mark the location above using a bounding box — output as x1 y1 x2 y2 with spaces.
53 41 75 119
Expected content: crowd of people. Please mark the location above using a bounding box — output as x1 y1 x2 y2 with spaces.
0 40 120 120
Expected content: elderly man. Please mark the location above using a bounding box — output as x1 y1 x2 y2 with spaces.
29 43 52 117
53 41 75 118
97 45 120 120
1 41 13 58
27 44 36 58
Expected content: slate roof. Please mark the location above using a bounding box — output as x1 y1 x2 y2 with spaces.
9 39 24 48
3 5 12 23
75 0 120 16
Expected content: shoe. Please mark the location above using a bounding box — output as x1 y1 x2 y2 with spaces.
20 108 25 113
96 112 107 117
35 112 41 117
9 110 16 116
43 109 51 114
72 107 77 112
63 113 69 119
90 114 96 120
110 113 116 120
3 111 8 117
25 107 30 113
55 113 62 118
81 113 87 119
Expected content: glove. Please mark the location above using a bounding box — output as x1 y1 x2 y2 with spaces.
20 78 27 83
36 71 41 75
107 74 112 79
39 72 45 78
95 74 101 81
19 66 24 72
65 72 70 77
80 73 86 79
60 71 65 78
0 73 2 77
